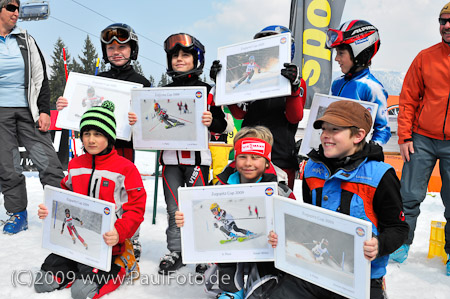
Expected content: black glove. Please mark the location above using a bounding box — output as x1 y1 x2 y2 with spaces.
214 223 218 228
210 60 222 83
281 63 301 90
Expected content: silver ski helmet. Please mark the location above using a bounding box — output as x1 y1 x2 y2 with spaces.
164 33 205 79
254 25 295 61
326 20 380 68
100 23 139 64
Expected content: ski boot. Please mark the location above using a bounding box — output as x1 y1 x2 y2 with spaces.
229 232 238 240
245 231 255 237
115 239 140 280
217 289 244 299
389 244 409 263
446 254 450 276
246 79 251 84
196 263 208 274
158 251 185 275
132 239 142 262
195 263 208 281
232 83 238 89
3 210 28 235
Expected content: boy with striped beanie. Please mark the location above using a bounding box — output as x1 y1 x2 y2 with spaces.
35 100 147 298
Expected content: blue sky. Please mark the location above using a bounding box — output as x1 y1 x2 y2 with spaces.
17 0 444 81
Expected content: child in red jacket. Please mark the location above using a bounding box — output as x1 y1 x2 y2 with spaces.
35 101 146 299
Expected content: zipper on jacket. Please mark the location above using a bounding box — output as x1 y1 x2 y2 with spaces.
337 80 349 96
92 179 99 197
443 92 450 139
87 155 96 196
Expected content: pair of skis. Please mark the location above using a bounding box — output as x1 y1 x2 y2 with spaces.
220 233 259 244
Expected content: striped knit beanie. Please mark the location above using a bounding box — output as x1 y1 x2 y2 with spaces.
80 100 116 143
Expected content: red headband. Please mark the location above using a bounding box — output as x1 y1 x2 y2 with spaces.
234 137 272 161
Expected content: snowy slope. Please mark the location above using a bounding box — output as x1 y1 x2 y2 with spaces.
0 150 449 298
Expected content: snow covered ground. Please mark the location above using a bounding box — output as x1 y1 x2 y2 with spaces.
0 150 449 298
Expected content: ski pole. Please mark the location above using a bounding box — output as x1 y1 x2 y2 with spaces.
94 58 100 76
63 48 78 159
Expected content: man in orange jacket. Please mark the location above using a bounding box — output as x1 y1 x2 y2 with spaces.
391 1 450 276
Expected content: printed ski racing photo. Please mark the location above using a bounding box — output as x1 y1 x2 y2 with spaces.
56 206 89 252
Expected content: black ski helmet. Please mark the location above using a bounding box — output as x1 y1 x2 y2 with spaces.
326 20 380 68
100 23 139 64
65 209 70 215
163 33 205 79
254 25 295 61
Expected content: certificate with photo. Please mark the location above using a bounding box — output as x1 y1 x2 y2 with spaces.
179 183 277 264
42 185 115 272
273 196 372 299
299 94 379 156
56 72 143 141
214 32 292 105
131 87 208 151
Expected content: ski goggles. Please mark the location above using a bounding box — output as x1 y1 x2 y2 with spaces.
439 17 450 25
164 33 201 52
101 27 134 44
326 27 377 49
325 28 349 48
211 207 219 213
4 4 20 12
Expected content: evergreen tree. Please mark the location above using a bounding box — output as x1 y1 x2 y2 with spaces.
158 73 169 87
132 60 145 76
78 35 98 75
48 38 70 107
148 75 155 87
99 59 108 73
70 58 82 73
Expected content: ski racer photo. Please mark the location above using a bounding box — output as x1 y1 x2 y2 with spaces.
210 203 255 241
61 208 88 249
153 102 184 129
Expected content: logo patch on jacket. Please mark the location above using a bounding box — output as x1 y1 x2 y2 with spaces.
399 211 405 221
103 181 109 187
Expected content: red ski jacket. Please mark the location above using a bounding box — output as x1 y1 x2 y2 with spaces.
61 149 146 255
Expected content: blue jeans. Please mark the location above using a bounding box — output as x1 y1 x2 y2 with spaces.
400 133 450 253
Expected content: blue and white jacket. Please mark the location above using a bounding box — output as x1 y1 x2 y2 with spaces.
303 143 408 279
331 68 391 145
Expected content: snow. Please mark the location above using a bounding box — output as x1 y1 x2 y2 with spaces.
0 150 449 298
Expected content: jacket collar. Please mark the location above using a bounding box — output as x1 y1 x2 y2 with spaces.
441 40 450 55
308 142 384 174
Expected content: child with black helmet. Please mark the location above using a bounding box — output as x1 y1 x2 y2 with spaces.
56 23 150 260
326 20 391 146
153 32 228 275
210 25 307 190
57 23 151 162
36 101 146 298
